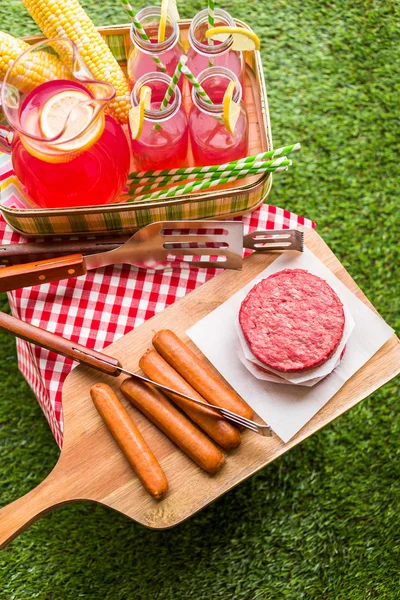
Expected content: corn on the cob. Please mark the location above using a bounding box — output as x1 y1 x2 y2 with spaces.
20 0 131 123
0 31 67 93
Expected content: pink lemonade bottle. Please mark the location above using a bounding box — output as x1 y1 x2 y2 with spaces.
0 39 130 209
186 9 245 90
189 67 249 166
127 7 185 91
129 72 188 171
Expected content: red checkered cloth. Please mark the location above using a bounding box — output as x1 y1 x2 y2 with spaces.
0 206 315 447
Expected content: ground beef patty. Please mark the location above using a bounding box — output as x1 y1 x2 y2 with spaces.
239 269 345 372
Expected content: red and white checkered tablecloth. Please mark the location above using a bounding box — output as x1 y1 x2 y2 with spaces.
0 206 315 447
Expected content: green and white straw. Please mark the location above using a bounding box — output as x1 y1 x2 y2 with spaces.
208 0 215 33
159 55 187 111
120 0 166 71
129 157 290 194
129 163 290 196
128 160 291 203
181 65 213 104
207 0 215 66
153 55 187 131
128 143 301 182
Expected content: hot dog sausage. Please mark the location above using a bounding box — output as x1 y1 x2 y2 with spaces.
120 378 225 474
139 349 241 450
90 383 168 500
152 330 254 420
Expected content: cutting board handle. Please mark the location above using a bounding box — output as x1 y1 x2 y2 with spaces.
0 463 72 549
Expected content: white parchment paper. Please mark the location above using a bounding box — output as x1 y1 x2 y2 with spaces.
187 248 394 443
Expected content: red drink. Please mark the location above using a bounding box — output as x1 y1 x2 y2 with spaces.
11 80 130 208
189 68 248 166
186 9 244 89
127 7 185 91
129 73 188 171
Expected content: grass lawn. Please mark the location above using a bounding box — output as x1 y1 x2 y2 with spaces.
0 0 399 598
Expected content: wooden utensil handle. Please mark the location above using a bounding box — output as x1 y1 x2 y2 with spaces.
0 239 127 266
0 254 87 292
0 311 122 376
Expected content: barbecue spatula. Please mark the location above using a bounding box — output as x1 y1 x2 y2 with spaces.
0 221 304 292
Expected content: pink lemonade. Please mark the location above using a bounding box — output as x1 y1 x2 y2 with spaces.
127 7 185 90
189 69 249 166
129 75 188 171
186 8 244 89
12 80 130 208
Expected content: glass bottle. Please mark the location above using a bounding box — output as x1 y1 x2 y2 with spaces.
186 9 244 89
127 6 185 90
188 67 248 166
129 72 189 171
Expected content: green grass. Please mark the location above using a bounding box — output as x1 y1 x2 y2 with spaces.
0 0 399 598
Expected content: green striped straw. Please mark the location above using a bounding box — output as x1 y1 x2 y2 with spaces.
128 143 301 182
120 0 166 71
129 163 290 196
129 157 290 193
127 161 291 203
159 55 187 111
207 0 215 66
153 55 187 131
128 166 289 204
181 65 213 104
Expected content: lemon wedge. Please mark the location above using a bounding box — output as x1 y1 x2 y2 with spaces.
167 0 180 22
129 86 152 140
205 26 261 51
158 0 169 42
223 81 241 134
39 90 104 154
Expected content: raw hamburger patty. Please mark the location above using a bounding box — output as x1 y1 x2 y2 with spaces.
239 269 345 372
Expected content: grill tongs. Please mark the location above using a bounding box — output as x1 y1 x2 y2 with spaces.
0 311 273 437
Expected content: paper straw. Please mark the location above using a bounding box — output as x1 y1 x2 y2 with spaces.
129 157 290 193
128 143 301 182
160 55 187 110
181 65 213 104
153 56 187 132
120 0 166 71
128 161 291 203
129 164 289 196
208 0 215 32
128 167 288 204
207 0 215 66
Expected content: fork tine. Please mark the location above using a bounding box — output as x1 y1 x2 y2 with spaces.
162 235 232 244
166 258 242 270
218 407 273 437
243 229 304 252
166 248 236 257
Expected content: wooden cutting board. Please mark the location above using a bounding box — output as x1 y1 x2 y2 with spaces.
1 228 399 548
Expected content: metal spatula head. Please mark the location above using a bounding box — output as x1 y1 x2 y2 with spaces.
85 221 245 271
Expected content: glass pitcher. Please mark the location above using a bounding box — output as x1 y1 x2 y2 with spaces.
0 38 131 209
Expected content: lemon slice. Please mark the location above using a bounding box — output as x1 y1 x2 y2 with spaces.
205 26 260 51
167 0 180 22
129 86 152 140
223 81 241 134
158 0 169 42
39 90 104 154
